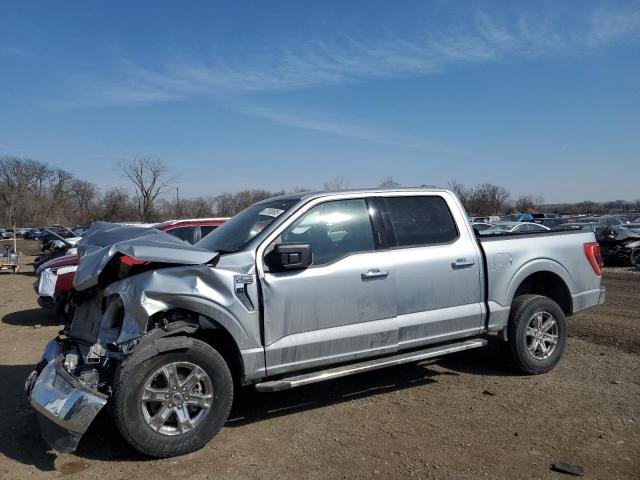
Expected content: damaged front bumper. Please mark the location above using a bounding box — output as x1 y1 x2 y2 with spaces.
25 339 108 453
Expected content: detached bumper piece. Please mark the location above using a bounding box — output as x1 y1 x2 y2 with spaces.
25 342 108 453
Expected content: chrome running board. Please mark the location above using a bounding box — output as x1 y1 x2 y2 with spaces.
255 338 487 392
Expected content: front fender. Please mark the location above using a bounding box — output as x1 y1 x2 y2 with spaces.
102 264 265 381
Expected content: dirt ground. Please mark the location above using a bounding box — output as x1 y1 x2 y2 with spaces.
0 242 638 479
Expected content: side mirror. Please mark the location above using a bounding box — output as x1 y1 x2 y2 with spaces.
265 243 312 271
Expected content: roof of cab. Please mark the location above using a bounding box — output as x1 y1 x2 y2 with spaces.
256 187 452 204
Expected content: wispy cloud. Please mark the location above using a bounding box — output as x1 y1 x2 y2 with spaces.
63 4 640 107
0 45 29 57
240 106 460 154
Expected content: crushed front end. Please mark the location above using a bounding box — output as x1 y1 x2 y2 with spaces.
25 224 221 453
25 337 109 453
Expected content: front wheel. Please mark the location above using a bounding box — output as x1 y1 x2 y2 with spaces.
505 294 567 374
111 338 233 457
630 247 640 268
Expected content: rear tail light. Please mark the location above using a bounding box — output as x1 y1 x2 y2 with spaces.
116 254 151 280
583 242 603 276
119 255 150 266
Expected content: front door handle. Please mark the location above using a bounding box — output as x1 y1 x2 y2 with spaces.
361 269 389 280
451 258 475 269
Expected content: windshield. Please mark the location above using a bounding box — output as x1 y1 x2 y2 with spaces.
196 199 298 253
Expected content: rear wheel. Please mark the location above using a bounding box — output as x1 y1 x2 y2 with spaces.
630 247 640 268
112 338 233 457
505 294 567 374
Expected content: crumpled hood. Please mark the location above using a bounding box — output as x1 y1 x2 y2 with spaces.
78 221 159 256
74 222 217 291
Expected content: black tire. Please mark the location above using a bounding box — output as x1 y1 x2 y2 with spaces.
505 294 567 374
112 338 233 457
630 247 640 268
53 294 68 319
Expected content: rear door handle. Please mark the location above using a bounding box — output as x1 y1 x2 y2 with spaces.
451 258 475 269
361 269 389 280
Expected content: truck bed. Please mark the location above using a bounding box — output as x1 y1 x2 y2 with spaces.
477 229 603 332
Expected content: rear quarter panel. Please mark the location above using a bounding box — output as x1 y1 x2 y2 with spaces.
480 231 602 330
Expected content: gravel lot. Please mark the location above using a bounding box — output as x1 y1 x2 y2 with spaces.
0 242 638 479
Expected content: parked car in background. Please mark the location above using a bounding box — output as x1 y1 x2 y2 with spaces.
0 229 12 239
154 217 229 244
26 188 604 457
71 226 89 236
22 228 42 240
33 229 79 270
469 216 500 224
532 217 566 228
595 215 627 227
595 225 640 267
501 213 535 222
552 222 597 232
471 222 494 232
480 221 551 235
532 213 561 219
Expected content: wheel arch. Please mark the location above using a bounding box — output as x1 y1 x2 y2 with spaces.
192 315 246 386
509 265 573 316
145 308 251 386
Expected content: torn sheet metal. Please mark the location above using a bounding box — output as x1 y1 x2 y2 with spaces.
74 222 218 291
102 263 259 348
77 221 159 256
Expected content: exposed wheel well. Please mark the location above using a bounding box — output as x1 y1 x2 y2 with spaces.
192 322 245 386
513 271 572 316
150 309 246 386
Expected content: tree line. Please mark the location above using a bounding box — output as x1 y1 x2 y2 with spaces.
0 155 638 227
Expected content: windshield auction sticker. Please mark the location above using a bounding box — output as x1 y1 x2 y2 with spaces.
259 208 285 218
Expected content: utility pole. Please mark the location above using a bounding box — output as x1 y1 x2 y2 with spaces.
176 186 180 218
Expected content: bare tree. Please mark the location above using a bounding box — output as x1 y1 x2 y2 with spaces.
515 194 545 213
447 180 470 206
447 180 509 216
378 176 401 188
120 158 175 222
100 187 135 222
323 176 349 191
70 180 98 224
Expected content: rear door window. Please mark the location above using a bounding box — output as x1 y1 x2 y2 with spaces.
199 225 218 238
382 196 458 247
166 226 196 244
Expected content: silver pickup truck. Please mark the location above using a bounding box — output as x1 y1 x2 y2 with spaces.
25 188 605 457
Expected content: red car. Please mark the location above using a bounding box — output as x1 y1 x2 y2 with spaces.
35 218 228 317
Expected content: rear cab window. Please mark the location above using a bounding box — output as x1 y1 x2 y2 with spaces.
380 196 459 247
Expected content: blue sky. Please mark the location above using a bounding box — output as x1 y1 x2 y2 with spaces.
1 0 639 202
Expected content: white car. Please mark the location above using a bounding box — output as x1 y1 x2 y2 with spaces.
480 221 551 235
